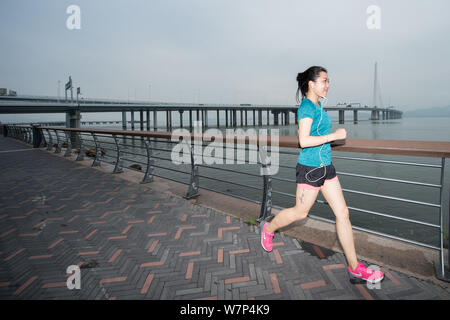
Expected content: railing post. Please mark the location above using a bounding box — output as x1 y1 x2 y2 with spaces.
39 128 47 148
46 129 53 150
257 145 273 222
64 131 72 157
184 143 199 199
91 132 101 167
54 130 62 153
435 157 450 282
26 128 32 144
112 134 123 173
32 125 42 148
28 127 33 144
75 132 84 161
141 139 155 183
20 127 25 142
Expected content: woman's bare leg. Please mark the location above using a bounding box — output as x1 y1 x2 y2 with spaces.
265 184 320 234
320 177 358 270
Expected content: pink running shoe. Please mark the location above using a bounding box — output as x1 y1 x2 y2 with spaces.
348 262 384 284
260 221 274 252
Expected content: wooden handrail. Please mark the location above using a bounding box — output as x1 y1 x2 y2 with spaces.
33 126 450 159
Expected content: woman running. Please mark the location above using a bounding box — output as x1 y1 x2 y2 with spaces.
260 66 384 285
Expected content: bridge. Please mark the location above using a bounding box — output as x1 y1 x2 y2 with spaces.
0 95 403 131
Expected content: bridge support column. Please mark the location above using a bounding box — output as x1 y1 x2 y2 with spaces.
166 111 169 131
131 111 135 130
285 111 290 125
146 110 150 131
204 110 208 128
65 110 81 148
274 111 279 125
166 110 172 131
189 110 193 130
241 110 244 126
122 111 127 130
153 110 157 130
267 110 270 125
253 110 256 126
339 110 345 124
370 110 380 120
65 110 81 129
353 110 358 123
245 110 248 126
179 110 184 128
225 110 228 127
140 110 144 131
217 110 220 127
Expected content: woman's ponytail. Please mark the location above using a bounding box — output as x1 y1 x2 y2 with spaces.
295 72 304 104
295 66 327 104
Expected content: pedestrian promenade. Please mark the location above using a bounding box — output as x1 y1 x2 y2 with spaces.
0 136 449 300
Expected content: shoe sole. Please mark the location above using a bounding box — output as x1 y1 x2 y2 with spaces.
260 221 272 253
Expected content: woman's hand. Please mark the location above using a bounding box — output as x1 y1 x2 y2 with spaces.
332 128 347 140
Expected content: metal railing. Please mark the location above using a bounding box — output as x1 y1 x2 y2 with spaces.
2 124 449 282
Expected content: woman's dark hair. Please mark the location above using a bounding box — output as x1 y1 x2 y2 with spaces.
295 66 327 103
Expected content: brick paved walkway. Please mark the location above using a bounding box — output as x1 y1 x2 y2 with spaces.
0 136 449 300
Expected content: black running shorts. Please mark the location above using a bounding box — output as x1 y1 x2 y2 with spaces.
296 163 338 189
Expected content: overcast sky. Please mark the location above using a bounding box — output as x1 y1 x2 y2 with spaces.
1 0 449 111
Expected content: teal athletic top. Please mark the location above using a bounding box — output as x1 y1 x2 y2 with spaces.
297 98 332 167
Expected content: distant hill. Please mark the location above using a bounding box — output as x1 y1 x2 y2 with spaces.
404 105 450 118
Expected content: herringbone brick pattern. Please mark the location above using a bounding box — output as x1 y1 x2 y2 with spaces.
0 137 449 300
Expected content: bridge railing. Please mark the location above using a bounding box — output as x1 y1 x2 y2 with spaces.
2 124 449 282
